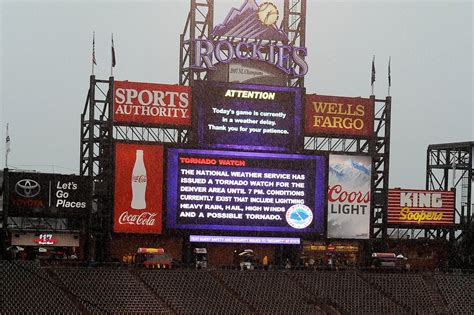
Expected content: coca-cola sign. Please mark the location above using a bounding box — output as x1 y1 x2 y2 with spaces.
327 155 372 239
118 211 157 226
114 143 164 234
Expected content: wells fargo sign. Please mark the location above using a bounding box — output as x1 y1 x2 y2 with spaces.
305 95 374 138
387 189 455 226
113 81 191 126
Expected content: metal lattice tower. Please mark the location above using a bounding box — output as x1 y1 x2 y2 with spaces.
282 0 306 87
80 75 114 261
305 96 392 239
425 142 473 239
179 0 214 86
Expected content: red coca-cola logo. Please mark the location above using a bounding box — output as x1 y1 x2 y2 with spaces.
132 175 147 183
118 211 156 226
328 185 370 203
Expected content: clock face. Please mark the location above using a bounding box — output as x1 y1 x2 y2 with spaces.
257 2 279 26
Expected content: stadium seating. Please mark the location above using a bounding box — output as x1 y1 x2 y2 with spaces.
291 270 406 314
53 266 172 314
434 273 473 314
362 272 437 314
3 260 81 314
139 269 252 314
214 270 327 314
2 261 473 315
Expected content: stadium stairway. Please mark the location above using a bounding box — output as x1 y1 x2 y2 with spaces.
209 270 258 314
280 271 342 315
421 273 450 315
44 267 93 314
356 271 413 314
129 269 179 315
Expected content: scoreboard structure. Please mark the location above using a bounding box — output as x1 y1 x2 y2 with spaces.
79 0 392 262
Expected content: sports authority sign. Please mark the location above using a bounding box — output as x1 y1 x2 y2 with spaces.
305 95 374 138
114 143 164 234
388 189 455 226
113 81 191 126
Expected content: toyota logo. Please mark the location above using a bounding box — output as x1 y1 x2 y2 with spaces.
15 179 41 198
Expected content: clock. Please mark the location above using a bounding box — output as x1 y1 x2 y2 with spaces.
257 2 279 26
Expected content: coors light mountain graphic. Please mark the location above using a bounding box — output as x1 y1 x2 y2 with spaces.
212 0 288 42
329 159 371 189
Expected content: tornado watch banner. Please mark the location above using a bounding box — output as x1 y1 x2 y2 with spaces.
114 143 164 233
166 148 326 233
113 81 191 126
388 189 455 226
194 81 303 152
327 155 371 239
305 95 374 137
6 172 91 217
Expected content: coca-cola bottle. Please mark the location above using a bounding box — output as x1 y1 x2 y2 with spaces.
131 149 147 209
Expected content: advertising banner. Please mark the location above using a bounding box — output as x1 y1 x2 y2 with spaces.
189 235 301 245
11 232 80 247
387 189 455 226
166 148 326 233
113 81 191 126
305 95 374 138
114 143 164 234
327 155 372 239
6 172 91 218
193 81 303 152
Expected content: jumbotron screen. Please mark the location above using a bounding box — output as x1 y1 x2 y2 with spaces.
166 148 326 233
193 81 303 152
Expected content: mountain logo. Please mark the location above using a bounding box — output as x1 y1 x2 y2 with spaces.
212 0 287 41
192 0 308 77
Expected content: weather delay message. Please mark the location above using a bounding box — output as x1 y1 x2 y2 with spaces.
166 149 325 233
194 81 303 152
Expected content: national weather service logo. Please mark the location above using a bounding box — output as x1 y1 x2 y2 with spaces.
286 205 313 229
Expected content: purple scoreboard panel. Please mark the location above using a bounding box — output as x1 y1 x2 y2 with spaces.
166 148 326 234
193 81 303 152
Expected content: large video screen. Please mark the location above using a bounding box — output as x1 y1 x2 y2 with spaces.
193 81 303 152
166 148 326 233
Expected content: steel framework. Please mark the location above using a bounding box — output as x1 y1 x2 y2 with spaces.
81 1 391 260
79 76 114 261
79 76 189 261
304 96 392 239
386 142 473 242
426 142 473 239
